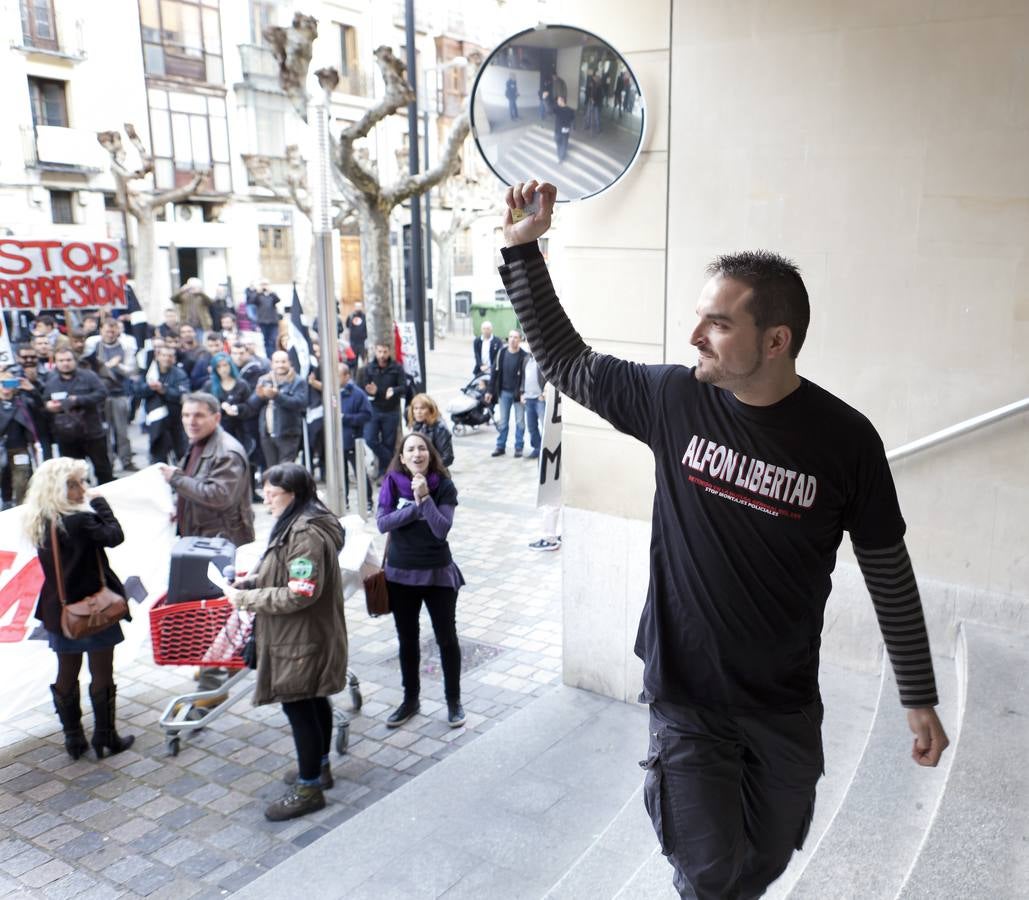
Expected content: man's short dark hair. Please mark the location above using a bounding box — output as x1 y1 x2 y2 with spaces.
182 391 220 414
706 251 810 358
36 315 56 328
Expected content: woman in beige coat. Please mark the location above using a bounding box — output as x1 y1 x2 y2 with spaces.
226 463 347 821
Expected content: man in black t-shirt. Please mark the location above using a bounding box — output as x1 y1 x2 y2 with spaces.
497 180 949 900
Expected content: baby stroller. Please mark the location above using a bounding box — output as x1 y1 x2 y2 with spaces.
448 375 497 434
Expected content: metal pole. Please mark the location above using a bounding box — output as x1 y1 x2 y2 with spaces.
168 241 180 294
311 87 346 516
404 0 427 391
423 109 434 350
355 438 369 520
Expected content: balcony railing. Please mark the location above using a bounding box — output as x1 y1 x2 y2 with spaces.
239 43 280 82
25 125 105 171
336 68 373 98
245 155 290 188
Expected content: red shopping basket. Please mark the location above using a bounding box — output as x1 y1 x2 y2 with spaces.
149 595 253 668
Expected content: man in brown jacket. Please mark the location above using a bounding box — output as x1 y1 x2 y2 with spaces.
160 392 255 547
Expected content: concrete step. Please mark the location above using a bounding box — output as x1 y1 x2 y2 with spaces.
784 654 958 899
239 686 651 899
239 661 881 900
609 660 881 899
897 623 1029 900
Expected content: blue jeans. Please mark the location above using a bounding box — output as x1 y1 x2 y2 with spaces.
496 391 525 451
364 408 400 469
524 397 545 453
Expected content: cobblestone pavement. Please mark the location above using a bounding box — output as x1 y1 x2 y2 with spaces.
0 338 563 898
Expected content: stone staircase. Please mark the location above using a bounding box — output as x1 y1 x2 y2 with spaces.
239 623 1027 899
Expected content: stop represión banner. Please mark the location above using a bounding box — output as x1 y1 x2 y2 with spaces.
0 238 129 311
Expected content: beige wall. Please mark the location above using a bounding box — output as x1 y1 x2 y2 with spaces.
554 1 1029 699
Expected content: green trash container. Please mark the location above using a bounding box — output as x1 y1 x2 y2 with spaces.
470 299 521 338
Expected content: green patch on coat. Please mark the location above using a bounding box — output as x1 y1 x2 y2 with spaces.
289 557 314 579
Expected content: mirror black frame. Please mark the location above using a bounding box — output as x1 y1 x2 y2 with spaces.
469 23 647 203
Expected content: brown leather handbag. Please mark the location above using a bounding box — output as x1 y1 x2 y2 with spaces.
51 521 129 640
363 537 390 617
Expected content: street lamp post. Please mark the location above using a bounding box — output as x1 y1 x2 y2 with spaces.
404 0 427 392
311 69 346 516
421 56 468 352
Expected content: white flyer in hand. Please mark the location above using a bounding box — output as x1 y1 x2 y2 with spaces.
207 563 230 595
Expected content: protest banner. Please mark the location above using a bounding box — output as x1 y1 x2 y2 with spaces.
395 321 422 385
0 238 129 311
0 314 13 367
0 466 176 723
536 385 562 508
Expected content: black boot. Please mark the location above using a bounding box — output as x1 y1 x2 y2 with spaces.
50 684 89 760
88 684 135 759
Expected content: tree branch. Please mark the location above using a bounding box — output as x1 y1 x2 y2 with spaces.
385 112 470 207
340 46 414 143
264 13 318 122
151 169 209 209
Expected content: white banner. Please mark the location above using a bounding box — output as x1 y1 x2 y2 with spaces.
0 466 176 723
0 314 13 368
395 321 422 385
536 385 562 508
0 238 129 311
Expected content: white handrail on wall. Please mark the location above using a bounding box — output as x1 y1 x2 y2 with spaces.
887 397 1029 463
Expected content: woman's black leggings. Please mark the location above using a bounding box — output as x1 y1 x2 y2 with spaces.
281 697 333 782
55 649 114 694
388 583 461 703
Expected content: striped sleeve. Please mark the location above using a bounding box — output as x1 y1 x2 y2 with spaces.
499 242 600 408
853 540 939 708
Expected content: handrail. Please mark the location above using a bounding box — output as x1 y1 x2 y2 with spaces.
887 397 1029 462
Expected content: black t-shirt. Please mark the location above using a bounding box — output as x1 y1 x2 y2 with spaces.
592 358 906 712
386 478 458 569
500 349 522 392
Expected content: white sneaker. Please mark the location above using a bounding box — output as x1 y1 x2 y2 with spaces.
528 539 560 552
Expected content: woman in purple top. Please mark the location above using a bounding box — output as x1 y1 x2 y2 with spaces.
377 432 465 729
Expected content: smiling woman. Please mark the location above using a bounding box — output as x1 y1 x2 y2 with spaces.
376 432 466 730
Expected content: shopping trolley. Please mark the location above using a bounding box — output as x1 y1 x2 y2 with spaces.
149 595 362 757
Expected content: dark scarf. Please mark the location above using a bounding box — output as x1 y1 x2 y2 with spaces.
378 470 441 511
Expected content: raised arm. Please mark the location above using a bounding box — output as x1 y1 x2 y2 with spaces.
498 181 597 409
498 180 670 445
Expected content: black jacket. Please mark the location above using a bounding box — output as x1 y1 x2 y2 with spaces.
360 359 406 412
34 497 127 634
0 395 38 450
247 373 308 438
489 347 529 401
42 368 108 441
473 335 503 374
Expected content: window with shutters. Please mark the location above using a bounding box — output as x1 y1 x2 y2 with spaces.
258 224 293 283
21 0 58 50
28 77 68 127
50 190 74 224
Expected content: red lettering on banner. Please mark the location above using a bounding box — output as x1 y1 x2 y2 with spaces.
94 242 119 269
0 554 44 643
61 242 94 272
0 242 32 275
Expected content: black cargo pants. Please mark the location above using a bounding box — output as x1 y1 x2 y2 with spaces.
641 696 824 900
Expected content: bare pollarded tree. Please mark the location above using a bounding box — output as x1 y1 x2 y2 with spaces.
97 125 208 321
264 13 477 348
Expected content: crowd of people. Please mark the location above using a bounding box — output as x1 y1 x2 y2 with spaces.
0 290 385 510
7 279 488 823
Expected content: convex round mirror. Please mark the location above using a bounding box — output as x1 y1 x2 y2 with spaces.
470 24 646 202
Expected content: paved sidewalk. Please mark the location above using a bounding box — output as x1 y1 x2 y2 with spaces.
0 335 563 898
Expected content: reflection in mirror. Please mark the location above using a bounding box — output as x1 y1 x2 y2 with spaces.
471 25 645 202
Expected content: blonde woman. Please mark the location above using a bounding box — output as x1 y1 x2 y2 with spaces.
22 458 134 759
406 393 454 466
